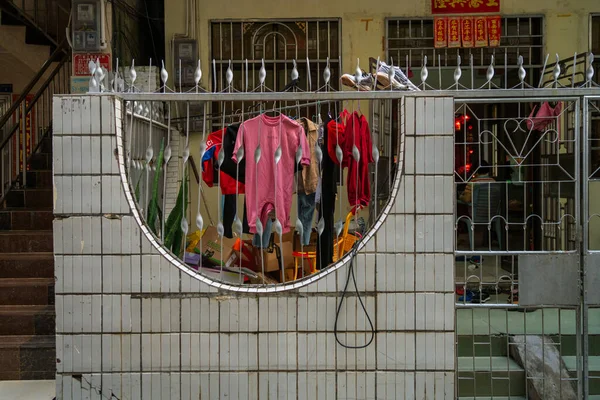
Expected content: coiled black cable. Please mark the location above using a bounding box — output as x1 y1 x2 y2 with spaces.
333 245 375 349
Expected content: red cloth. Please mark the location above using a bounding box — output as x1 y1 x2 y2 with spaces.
526 102 563 132
326 109 351 165
342 112 374 208
202 130 245 195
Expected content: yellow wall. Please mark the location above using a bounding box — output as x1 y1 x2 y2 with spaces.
164 0 600 233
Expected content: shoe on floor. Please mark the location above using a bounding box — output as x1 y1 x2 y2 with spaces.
472 291 491 303
458 290 473 302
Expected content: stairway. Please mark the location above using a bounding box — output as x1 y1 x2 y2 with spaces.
0 136 55 380
456 308 600 399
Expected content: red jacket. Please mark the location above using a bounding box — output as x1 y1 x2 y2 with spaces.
202 130 245 195
342 112 374 208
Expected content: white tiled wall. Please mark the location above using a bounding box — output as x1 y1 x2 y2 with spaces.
53 95 455 399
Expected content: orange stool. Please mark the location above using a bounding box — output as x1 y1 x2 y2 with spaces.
292 251 317 280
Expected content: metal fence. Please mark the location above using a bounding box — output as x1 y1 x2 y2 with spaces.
88 49 600 397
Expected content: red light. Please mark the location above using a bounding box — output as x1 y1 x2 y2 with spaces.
469 150 474 154
464 115 470 121
465 163 472 171
455 121 461 130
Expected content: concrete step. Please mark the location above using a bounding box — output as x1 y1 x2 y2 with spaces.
0 208 53 230
457 334 582 357
0 305 55 335
3 188 52 209
458 357 525 397
29 153 51 170
458 398 526 400
0 278 54 306
0 231 53 253
0 335 55 380
0 252 54 278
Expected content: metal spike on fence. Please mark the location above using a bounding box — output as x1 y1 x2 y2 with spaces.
321 57 331 92
518 56 526 85
160 60 169 92
585 53 597 87
226 60 234 92
259 59 266 86
295 218 304 239
316 217 325 236
453 55 462 90
486 55 495 86
291 59 299 81
421 55 429 87
194 59 202 91
552 53 561 86
129 60 137 92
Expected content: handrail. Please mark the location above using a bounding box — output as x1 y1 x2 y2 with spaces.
0 54 68 151
0 38 71 200
0 39 69 131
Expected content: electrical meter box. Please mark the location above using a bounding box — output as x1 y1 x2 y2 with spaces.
72 0 101 52
174 39 198 88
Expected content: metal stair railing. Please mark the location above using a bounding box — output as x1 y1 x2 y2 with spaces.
0 0 71 47
0 38 71 203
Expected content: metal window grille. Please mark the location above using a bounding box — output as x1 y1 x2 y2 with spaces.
386 16 544 86
211 19 341 94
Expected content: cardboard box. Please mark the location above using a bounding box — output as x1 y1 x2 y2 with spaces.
201 226 238 266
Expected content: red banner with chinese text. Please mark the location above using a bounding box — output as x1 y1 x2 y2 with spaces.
474 16 488 47
461 17 474 48
432 0 500 14
434 17 448 48
487 15 501 47
448 17 461 48
11 95 36 174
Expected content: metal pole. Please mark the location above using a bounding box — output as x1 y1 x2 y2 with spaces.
21 101 27 188
582 96 589 399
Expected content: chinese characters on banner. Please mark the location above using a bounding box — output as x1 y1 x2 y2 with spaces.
434 17 448 48
474 16 488 47
448 17 461 48
487 15 501 47
11 95 36 173
435 16 500 48
461 17 474 48
432 0 500 14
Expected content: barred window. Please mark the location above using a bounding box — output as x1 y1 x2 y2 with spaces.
386 16 544 87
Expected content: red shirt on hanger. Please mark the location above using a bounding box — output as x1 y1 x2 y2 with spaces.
202 130 245 195
342 112 374 208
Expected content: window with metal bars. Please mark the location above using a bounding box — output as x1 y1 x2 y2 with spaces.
210 20 341 93
386 16 544 87
592 15 600 73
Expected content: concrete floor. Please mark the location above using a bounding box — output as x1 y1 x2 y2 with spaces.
0 380 54 400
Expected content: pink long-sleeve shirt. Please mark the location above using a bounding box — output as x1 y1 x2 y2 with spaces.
233 114 311 234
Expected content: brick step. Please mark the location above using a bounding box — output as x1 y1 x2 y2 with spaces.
0 335 55 380
23 170 53 189
0 305 55 335
28 153 51 171
0 231 53 253
2 188 52 209
38 137 52 154
0 209 53 230
0 278 54 306
0 252 54 278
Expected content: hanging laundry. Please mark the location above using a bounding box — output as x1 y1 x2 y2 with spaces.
201 126 245 195
526 102 563 132
326 109 350 165
233 114 311 235
342 111 374 208
296 118 319 245
317 114 338 269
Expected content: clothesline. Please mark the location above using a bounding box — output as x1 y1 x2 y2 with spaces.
171 99 353 123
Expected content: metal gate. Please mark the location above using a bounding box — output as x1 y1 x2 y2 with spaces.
454 94 587 399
